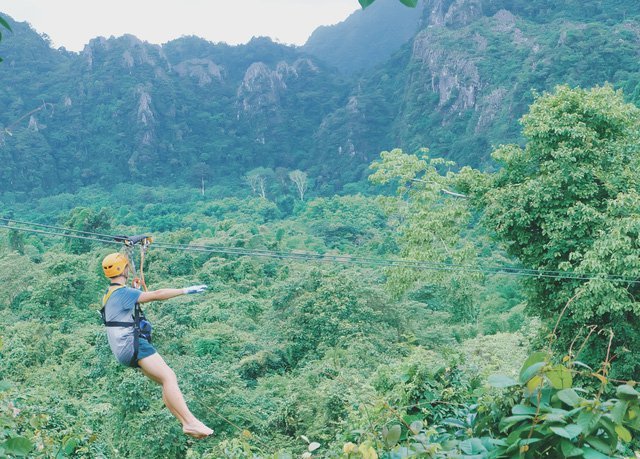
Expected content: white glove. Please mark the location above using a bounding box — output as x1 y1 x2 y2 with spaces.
183 285 208 294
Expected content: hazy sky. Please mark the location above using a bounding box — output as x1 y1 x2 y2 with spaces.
1 0 361 51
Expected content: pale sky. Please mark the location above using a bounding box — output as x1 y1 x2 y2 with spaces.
0 0 361 52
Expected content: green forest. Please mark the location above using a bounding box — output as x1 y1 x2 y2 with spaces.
2 1 640 458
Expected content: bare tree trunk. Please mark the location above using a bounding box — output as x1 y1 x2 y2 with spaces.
289 170 308 201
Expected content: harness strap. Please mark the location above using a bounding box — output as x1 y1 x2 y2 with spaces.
102 283 125 307
101 283 146 367
104 321 135 327
131 303 141 366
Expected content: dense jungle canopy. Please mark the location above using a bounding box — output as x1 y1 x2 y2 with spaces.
2 0 640 457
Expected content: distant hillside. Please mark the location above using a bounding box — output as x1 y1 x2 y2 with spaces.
1 0 640 200
302 0 424 75
318 0 640 167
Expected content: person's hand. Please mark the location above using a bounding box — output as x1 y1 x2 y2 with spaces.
183 285 208 294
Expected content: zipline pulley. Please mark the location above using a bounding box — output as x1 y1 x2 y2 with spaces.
114 234 153 291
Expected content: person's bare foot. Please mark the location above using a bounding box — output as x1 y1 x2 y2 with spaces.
183 421 213 439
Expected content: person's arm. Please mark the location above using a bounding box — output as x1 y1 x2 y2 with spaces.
138 285 207 304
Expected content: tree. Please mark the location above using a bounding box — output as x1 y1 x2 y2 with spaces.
288 169 309 201
460 85 640 375
64 207 112 254
244 167 274 200
0 16 10 63
369 148 481 322
7 229 24 255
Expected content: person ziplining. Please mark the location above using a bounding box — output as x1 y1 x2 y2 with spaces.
100 235 213 439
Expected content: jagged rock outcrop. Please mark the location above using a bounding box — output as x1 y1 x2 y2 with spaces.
412 30 481 114
82 35 171 76
237 62 286 113
237 59 319 115
175 58 224 85
426 0 483 28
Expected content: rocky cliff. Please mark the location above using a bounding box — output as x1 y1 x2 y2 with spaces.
1 0 639 197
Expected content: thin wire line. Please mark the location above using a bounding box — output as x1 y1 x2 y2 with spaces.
1 221 638 284
0 217 616 280
151 241 638 283
0 217 118 239
0 224 120 245
1 216 604 279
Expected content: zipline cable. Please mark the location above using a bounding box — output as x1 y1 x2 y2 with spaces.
0 217 118 239
0 217 611 280
1 219 638 284
1 217 622 280
0 217 605 278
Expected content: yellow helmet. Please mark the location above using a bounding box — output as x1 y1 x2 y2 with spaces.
102 253 129 278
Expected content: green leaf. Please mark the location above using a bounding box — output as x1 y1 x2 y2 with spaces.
610 400 628 424
519 352 548 380
0 16 11 31
3 437 33 456
582 447 614 459
442 417 466 428
615 425 631 443
505 424 531 443
520 362 546 384
546 364 572 389
399 0 419 7
550 424 582 439
63 438 80 455
385 424 401 447
527 375 544 392
0 380 12 392
541 411 568 422
488 374 518 388
585 436 613 455
616 384 640 400
358 0 376 8
560 439 583 457
572 360 593 371
577 411 601 436
499 415 533 432
557 389 583 407
409 420 423 434
512 404 537 415
459 438 488 454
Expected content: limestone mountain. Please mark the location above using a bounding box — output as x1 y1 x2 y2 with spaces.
1 0 640 200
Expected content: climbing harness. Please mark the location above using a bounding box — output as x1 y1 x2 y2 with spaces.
101 234 154 367
115 234 153 292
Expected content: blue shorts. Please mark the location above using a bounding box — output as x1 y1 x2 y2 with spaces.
136 337 157 364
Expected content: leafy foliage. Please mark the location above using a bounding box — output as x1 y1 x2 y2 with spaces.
461 85 640 376
3 3 640 457
0 14 10 62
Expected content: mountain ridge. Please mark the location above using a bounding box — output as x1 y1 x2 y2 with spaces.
1 2 639 199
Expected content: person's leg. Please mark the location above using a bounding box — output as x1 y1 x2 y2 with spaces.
137 353 213 438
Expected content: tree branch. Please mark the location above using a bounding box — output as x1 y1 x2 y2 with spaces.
410 178 467 198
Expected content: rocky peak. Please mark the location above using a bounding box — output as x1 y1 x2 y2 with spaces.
174 58 224 86
237 59 316 115
412 29 481 113
492 9 517 32
82 35 170 74
237 62 285 114
426 0 483 28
